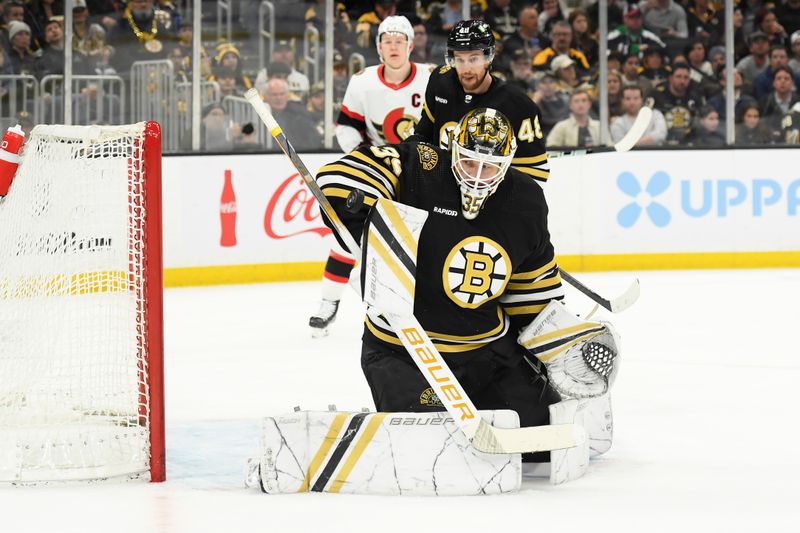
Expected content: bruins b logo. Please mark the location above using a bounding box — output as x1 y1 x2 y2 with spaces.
443 237 511 309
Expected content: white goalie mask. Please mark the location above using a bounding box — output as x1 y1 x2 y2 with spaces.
376 16 414 62
450 108 517 220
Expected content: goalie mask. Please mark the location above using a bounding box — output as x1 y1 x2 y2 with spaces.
450 108 517 220
376 16 414 62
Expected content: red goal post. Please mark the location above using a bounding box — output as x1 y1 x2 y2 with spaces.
0 121 165 483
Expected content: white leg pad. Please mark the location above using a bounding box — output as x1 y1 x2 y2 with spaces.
549 400 590 485
245 410 522 496
583 393 613 457
547 394 614 484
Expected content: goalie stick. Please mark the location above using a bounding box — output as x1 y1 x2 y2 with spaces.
245 88 582 454
558 269 639 313
546 107 650 312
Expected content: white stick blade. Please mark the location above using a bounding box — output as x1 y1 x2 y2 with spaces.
609 278 641 312
614 106 653 153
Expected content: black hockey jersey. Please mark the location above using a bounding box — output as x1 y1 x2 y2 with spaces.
647 86 702 145
412 66 550 182
316 142 564 355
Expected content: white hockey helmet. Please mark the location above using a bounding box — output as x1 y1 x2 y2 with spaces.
376 15 414 61
451 108 517 220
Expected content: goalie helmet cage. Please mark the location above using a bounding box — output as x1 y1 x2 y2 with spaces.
0 122 165 483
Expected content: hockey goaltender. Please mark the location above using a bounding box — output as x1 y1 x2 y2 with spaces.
246 108 623 495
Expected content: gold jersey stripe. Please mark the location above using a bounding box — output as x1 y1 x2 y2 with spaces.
370 306 505 342
327 413 388 493
512 153 548 165
422 102 434 122
515 166 550 179
322 186 378 206
509 259 558 282
298 412 350 492
503 303 548 316
430 306 506 341
365 318 493 353
350 150 400 190
507 273 562 292
319 163 393 199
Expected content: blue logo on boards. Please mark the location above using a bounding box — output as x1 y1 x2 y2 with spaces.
616 171 671 228
615 171 800 229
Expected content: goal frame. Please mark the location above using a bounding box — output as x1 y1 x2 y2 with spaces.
142 121 165 482
0 121 166 483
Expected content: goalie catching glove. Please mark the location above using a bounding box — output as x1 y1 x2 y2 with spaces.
518 300 621 399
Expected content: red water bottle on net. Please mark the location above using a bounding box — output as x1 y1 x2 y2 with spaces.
220 169 237 247
0 124 25 197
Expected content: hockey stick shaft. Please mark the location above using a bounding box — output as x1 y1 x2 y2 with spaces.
245 89 579 454
546 107 649 311
389 311 579 453
244 90 361 257
558 268 640 313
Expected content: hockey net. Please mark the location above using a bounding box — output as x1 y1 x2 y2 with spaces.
0 122 164 483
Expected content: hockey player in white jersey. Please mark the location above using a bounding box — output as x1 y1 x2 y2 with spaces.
309 15 433 337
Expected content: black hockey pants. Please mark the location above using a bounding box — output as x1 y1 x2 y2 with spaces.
361 337 561 460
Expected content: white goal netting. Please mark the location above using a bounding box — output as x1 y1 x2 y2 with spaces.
0 122 163 483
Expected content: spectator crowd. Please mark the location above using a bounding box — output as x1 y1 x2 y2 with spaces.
3 0 800 150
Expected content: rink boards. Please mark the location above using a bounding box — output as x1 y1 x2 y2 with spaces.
159 148 800 286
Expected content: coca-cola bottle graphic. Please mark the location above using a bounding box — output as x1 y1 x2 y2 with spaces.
220 169 237 247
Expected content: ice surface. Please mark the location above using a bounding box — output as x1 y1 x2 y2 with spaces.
4 269 800 532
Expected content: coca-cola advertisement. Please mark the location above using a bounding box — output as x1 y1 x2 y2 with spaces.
263 173 331 241
220 169 237 247
161 153 339 280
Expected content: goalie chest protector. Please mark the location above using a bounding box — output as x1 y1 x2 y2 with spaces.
318 142 556 355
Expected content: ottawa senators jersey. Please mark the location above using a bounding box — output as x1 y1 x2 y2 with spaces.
413 65 550 182
316 142 564 355
336 63 432 149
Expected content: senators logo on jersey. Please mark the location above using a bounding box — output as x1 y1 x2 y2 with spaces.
371 106 418 144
